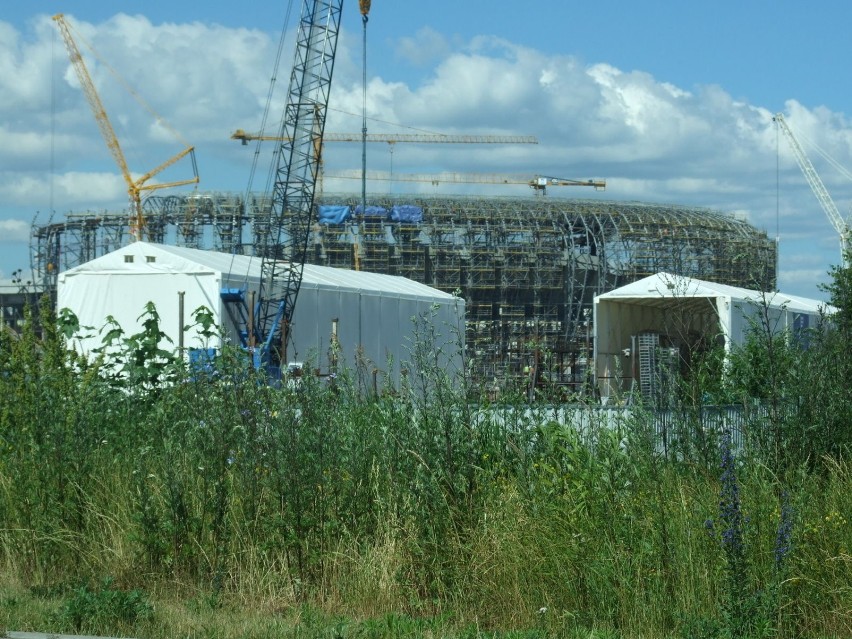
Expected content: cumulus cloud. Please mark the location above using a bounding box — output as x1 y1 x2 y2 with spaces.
0 171 126 210
394 27 453 67
0 218 30 243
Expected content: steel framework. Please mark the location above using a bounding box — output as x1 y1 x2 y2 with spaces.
32 192 776 387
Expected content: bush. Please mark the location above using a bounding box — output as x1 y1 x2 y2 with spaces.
57 577 153 633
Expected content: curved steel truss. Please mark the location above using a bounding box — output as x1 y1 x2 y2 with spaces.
32 192 776 385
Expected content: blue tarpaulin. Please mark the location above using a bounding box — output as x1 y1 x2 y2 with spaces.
355 205 389 219
318 205 352 225
391 205 423 223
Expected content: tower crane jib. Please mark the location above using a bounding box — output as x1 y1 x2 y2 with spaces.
324 169 606 193
230 130 539 145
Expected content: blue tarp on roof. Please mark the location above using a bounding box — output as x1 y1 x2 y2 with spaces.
318 205 352 225
391 204 423 223
355 205 389 219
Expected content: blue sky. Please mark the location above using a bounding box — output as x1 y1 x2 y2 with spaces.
2 1 852 300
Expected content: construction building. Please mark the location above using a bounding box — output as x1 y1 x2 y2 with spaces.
31 192 777 390
0 278 42 336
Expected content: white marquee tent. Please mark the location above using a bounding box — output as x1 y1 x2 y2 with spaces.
57 242 465 385
594 272 836 398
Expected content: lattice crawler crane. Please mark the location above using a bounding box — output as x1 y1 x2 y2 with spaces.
222 0 346 375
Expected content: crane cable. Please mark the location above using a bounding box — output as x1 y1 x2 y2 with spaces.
62 18 193 150
360 0 371 224
790 126 852 184
232 0 297 287
783 120 852 198
327 105 454 136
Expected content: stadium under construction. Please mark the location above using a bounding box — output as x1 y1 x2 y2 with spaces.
31 192 777 388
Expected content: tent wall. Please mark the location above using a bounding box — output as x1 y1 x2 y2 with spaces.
727 300 810 346
57 272 223 357
290 286 463 388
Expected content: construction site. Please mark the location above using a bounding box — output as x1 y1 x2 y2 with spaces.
31 192 777 388
12 4 796 392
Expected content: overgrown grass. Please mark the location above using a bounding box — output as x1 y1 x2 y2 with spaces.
0 299 850 638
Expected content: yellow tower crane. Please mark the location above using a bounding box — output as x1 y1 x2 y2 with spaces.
323 169 606 194
231 130 539 198
230 130 539 145
53 14 199 241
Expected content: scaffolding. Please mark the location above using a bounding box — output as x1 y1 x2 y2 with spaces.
32 192 776 389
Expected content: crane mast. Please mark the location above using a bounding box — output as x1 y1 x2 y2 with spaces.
774 113 851 265
235 0 344 372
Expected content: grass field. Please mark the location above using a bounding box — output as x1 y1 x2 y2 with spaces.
0 296 850 638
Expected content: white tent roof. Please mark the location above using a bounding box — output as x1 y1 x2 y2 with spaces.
593 272 835 398
595 272 835 315
63 241 456 302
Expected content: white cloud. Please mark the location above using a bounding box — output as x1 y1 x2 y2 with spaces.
0 218 30 243
0 171 126 210
393 27 452 67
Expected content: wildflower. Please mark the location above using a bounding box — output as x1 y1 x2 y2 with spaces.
716 429 750 628
774 491 794 571
718 430 745 560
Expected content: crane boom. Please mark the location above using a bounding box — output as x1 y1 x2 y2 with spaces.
231 129 539 145
53 15 133 203
324 169 606 192
233 0 343 372
774 113 850 263
53 14 199 240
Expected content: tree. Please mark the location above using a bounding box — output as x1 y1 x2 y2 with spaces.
821 249 852 337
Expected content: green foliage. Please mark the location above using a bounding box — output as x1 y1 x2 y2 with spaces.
822 250 852 336
94 301 180 391
57 577 152 633
721 258 852 469
1 296 852 638
703 433 796 639
796 252 852 460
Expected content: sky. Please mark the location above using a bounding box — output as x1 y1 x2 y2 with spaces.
2 1 852 300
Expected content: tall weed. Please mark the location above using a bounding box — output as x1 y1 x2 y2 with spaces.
1 297 851 637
